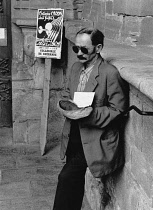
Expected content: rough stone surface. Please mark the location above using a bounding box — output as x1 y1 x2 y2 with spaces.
0 129 92 210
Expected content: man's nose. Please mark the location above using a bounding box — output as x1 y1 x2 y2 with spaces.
77 48 83 55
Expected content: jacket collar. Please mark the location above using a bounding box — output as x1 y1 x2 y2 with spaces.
84 56 103 92
73 56 104 94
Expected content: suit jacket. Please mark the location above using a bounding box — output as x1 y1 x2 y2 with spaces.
60 56 129 178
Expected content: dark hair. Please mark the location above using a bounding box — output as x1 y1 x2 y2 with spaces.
76 27 105 47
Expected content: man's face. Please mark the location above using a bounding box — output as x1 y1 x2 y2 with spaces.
74 33 97 65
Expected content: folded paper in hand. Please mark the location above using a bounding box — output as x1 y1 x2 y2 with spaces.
73 92 95 108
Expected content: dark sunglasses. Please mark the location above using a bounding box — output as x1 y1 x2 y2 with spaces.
72 45 89 54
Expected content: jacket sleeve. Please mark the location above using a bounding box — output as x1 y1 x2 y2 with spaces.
79 69 129 128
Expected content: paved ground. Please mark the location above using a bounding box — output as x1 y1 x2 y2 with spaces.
0 127 92 210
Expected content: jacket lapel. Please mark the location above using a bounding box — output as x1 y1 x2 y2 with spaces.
72 63 83 95
84 57 103 92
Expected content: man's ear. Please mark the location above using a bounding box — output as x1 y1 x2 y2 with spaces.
96 44 103 53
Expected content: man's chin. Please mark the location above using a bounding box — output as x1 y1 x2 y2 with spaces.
78 59 86 63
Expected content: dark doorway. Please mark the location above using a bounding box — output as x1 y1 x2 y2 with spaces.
0 0 12 127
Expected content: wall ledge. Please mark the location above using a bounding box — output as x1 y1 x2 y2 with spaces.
101 39 153 102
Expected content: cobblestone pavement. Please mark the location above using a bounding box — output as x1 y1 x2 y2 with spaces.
0 127 91 210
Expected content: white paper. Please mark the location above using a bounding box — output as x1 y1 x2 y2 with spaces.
0 28 5 39
73 92 95 108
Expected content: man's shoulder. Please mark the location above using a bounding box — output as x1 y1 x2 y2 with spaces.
99 58 119 76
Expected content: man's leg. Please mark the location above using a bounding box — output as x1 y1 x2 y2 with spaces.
53 152 87 210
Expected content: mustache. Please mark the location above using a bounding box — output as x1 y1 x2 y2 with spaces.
77 55 86 60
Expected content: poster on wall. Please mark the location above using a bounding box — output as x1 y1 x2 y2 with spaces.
35 8 64 59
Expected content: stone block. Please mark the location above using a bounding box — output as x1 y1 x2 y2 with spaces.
106 0 113 15
105 15 123 40
27 120 41 145
114 0 126 14
131 146 153 198
0 199 32 210
141 103 153 166
23 32 36 62
32 197 53 210
140 0 153 16
124 170 151 210
13 89 42 122
81 0 92 19
125 0 142 16
95 17 105 33
50 66 64 90
114 0 152 16
89 1 103 23
13 121 28 144
85 168 102 210
0 155 16 170
112 168 127 210
1 168 36 184
137 17 153 46
12 61 33 81
30 179 56 197
12 24 24 61
0 182 30 200
121 16 141 41
31 62 44 89
0 145 40 156
0 128 13 147
126 90 143 150
12 80 34 90
16 155 57 168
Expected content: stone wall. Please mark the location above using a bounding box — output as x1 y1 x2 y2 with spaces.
62 0 153 46
10 0 153 209
12 23 44 147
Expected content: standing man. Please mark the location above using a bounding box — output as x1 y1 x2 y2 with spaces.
53 28 129 210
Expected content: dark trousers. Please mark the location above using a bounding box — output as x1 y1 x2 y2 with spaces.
53 124 87 210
